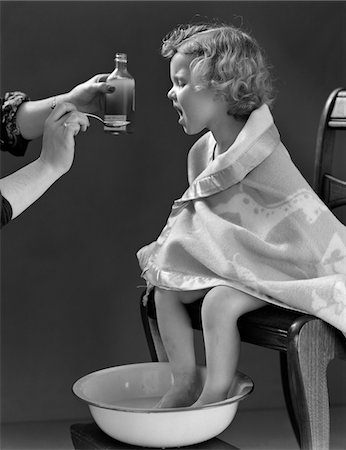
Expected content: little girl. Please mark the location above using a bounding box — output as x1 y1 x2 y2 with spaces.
137 23 346 408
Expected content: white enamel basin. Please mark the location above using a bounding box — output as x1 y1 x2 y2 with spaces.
73 362 253 448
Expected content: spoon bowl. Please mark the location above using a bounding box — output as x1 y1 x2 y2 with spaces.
85 113 129 128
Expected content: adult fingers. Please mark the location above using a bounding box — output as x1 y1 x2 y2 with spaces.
89 73 114 93
62 110 90 133
91 82 115 94
91 73 110 83
62 121 82 137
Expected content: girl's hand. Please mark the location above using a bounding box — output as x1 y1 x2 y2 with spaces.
64 74 114 115
40 103 90 176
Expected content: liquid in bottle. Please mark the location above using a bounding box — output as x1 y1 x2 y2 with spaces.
104 53 135 134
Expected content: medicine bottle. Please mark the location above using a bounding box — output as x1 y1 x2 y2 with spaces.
104 53 135 134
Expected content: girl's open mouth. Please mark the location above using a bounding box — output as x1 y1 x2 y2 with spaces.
173 105 184 124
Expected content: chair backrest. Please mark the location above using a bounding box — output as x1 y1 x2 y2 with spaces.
313 88 346 212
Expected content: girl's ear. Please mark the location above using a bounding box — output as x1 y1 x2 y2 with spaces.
212 90 227 104
194 84 204 92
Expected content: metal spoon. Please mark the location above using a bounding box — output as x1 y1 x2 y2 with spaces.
85 113 130 128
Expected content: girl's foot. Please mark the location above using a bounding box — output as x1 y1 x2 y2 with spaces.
192 391 228 407
155 373 202 408
192 382 232 407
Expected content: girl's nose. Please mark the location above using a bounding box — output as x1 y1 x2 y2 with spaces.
167 87 176 101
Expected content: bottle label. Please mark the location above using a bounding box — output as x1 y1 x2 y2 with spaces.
104 114 130 132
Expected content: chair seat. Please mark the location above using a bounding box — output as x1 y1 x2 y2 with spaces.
239 307 345 358
144 291 346 357
238 305 308 351
145 291 308 351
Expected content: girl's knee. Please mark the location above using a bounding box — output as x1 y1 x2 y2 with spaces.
201 286 263 326
201 287 233 328
202 287 230 312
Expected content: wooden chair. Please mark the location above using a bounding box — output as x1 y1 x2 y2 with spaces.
140 88 346 450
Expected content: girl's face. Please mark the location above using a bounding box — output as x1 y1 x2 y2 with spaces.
167 52 226 135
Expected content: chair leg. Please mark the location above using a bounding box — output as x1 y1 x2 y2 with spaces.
140 292 168 362
285 317 335 450
280 352 301 447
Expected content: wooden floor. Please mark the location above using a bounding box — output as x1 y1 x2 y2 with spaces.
1 406 345 450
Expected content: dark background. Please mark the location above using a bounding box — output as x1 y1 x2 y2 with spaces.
1 1 345 423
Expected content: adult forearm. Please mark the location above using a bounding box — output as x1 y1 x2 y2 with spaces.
15 94 68 140
13 74 112 140
0 159 62 219
0 103 88 222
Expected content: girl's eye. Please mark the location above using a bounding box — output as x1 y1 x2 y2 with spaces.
177 80 186 87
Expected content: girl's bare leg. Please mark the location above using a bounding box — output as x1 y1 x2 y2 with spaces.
154 287 209 408
193 286 265 407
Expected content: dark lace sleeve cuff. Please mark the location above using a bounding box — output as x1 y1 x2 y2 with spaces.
1 92 31 156
1 193 13 228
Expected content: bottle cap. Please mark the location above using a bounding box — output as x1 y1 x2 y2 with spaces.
115 53 127 62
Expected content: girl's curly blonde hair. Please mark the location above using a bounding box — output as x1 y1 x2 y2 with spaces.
161 23 275 119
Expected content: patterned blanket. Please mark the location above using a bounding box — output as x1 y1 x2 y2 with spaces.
137 105 346 334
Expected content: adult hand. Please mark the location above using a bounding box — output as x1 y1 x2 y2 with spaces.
64 74 114 115
40 103 89 176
